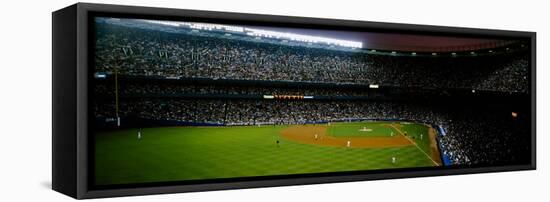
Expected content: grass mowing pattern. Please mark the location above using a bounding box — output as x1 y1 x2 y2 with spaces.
95 123 437 185
327 121 398 137
397 122 432 157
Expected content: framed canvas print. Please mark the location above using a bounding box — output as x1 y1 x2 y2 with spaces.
52 3 536 199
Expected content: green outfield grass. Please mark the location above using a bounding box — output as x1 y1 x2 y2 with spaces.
95 122 439 185
327 121 398 137
399 122 432 155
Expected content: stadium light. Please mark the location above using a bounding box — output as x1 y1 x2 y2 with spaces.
391 51 397 54
143 20 246 33
411 52 417 56
243 27 362 48
94 73 107 79
432 52 437 56
451 52 457 56
143 20 181 27
147 20 365 48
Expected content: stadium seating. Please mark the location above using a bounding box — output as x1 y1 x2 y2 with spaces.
93 21 531 168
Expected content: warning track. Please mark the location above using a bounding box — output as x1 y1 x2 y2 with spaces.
280 125 413 148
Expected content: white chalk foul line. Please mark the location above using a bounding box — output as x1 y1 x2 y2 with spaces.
389 124 440 166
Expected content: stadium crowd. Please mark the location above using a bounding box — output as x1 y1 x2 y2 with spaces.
95 22 529 93
95 98 529 166
94 82 376 97
93 21 531 169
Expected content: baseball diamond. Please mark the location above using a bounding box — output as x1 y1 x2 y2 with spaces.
92 17 531 187
95 121 441 185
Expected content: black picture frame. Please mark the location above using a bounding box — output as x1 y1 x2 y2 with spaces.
52 2 536 199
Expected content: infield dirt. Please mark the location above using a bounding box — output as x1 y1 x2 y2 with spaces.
280 124 413 148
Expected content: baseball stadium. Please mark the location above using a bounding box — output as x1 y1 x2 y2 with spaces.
92 17 532 186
